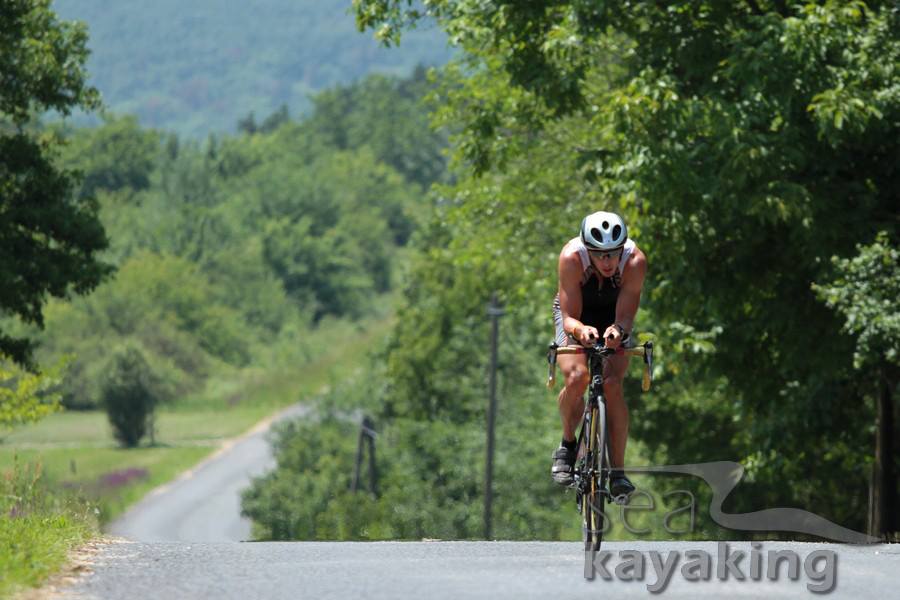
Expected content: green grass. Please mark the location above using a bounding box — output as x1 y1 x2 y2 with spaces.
0 460 95 599
0 513 93 598
0 446 214 525
0 309 397 595
1 407 271 447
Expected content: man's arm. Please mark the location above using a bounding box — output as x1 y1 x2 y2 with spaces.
613 250 647 334
559 252 600 344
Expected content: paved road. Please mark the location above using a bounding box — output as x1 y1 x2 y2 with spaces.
58 540 898 599
87 408 899 598
107 404 310 542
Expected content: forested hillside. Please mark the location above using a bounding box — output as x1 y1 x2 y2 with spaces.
1 3 448 579
6 69 445 413
53 0 453 136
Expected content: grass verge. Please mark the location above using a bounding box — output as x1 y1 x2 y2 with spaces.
0 308 396 595
0 460 96 599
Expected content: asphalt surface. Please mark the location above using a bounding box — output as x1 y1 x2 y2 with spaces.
107 404 310 542
81 408 899 598
58 540 899 599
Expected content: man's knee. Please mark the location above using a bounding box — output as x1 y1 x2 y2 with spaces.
564 365 590 394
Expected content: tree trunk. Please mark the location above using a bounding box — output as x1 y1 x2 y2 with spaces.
870 367 898 539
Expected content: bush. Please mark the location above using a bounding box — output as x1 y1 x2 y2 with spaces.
100 345 163 447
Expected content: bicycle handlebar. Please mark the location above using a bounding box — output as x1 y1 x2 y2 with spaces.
546 341 654 392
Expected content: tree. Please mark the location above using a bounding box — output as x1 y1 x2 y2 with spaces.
306 68 448 188
1 0 111 366
354 1 900 534
814 232 900 537
100 345 163 448
60 114 161 199
253 148 416 319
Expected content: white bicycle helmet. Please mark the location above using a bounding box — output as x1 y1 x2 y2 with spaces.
580 211 628 251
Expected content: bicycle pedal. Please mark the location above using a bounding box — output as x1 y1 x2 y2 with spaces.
612 493 631 506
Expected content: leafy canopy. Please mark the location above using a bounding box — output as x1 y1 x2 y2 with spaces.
814 232 900 371
348 0 900 533
1 0 109 366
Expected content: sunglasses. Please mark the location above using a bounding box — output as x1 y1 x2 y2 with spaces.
589 249 623 261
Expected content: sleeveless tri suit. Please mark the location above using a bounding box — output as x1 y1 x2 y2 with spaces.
552 237 636 347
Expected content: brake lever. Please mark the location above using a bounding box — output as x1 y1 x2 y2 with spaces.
547 343 558 389
642 341 654 392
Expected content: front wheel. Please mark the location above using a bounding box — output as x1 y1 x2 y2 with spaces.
581 407 606 579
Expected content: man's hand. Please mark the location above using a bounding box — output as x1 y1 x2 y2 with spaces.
576 325 601 347
603 324 624 349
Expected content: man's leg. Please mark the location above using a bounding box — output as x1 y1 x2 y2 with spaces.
551 353 589 486
603 353 634 499
558 353 589 440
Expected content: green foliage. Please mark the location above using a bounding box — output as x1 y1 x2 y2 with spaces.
347 0 900 535
32 250 253 409
306 67 448 189
60 114 161 199
0 361 63 428
100 344 166 448
240 74 658 540
257 150 410 319
93 251 253 366
241 416 360 540
1 0 109 366
21 69 442 415
813 232 900 370
0 0 100 125
243 369 577 540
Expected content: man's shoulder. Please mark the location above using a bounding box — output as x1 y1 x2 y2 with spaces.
624 244 647 277
629 244 647 264
559 237 583 260
558 238 586 284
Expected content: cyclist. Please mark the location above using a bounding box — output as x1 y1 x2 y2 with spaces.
550 210 647 500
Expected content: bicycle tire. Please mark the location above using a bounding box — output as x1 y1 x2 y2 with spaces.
577 411 591 549
582 404 605 579
595 397 610 546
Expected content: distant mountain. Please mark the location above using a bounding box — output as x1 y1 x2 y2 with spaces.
54 0 453 136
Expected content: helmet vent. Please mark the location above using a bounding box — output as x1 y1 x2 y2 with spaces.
590 227 602 240
602 221 610 230
612 224 622 240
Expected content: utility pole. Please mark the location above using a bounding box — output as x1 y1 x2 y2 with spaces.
352 416 378 496
485 292 504 540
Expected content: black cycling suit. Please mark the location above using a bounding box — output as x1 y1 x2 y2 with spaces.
553 269 626 347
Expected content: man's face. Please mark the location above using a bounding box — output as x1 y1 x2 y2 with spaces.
589 249 622 277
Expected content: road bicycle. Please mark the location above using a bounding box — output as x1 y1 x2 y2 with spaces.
547 339 654 579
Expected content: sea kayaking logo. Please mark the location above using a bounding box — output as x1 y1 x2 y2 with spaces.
581 461 879 593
